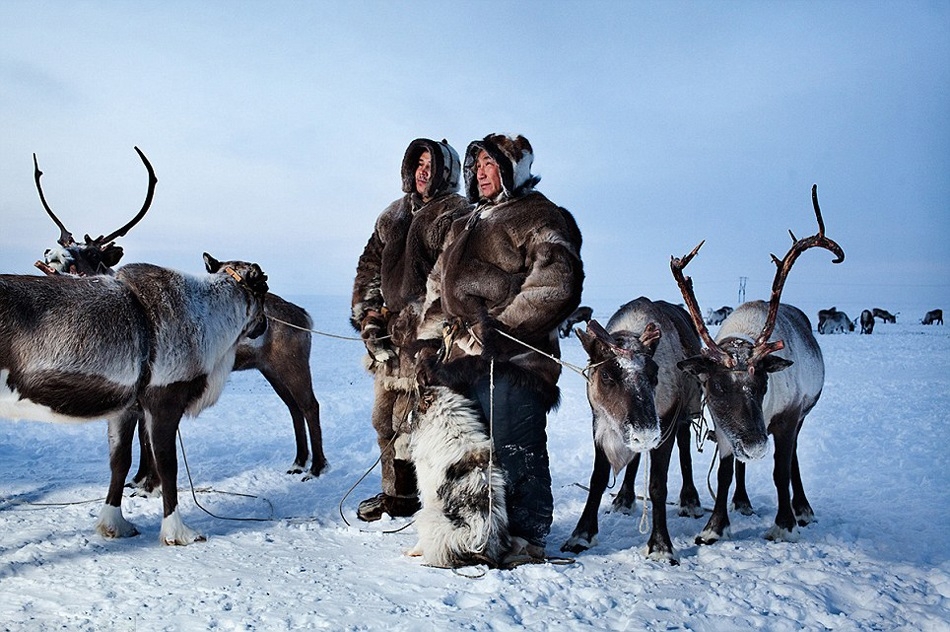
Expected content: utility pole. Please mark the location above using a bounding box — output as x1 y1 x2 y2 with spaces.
738 276 747 304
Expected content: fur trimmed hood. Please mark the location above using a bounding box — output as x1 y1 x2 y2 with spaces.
463 134 542 203
401 138 461 197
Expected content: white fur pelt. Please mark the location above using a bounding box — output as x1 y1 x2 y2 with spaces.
408 386 508 568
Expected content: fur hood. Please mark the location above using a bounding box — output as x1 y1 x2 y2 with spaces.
401 138 461 198
463 134 542 203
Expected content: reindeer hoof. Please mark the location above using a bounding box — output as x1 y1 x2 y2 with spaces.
695 525 730 545
764 524 799 542
95 505 139 539
160 509 206 545
795 506 815 526
679 502 705 519
309 459 329 479
561 534 596 554
733 500 754 516
646 548 679 565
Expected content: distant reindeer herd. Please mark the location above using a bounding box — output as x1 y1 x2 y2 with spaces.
815 305 941 334
1 149 943 563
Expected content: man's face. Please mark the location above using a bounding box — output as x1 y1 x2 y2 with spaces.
415 151 432 198
476 150 502 199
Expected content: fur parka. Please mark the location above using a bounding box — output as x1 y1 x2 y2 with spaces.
351 138 469 330
421 135 584 409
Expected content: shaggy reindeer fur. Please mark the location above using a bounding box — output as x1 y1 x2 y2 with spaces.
0 257 268 545
408 387 508 568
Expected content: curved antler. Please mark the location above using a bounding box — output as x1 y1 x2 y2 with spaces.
671 240 735 368
33 153 75 247
99 146 158 244
753 184 846 359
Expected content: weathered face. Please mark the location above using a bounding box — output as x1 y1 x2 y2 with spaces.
475 150 502 200
578 326 662 472
678 339 792 461
203 253 269 340
415 150 432 199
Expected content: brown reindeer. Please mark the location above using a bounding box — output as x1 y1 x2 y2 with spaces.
33 148 327 483
922 309 943 325
672 184 844 544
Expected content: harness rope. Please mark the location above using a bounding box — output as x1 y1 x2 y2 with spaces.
178 429 275 522
336 431 415 534
266 315 368 341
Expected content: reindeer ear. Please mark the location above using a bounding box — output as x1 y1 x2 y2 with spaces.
677 355 717 377
575 327 598 357
576 326 613 362
101 244 124 268
639 322 662 356
758 355 793 374
203 252 221 273
245 264 269 295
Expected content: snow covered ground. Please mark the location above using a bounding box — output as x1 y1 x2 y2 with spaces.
1 294 948 631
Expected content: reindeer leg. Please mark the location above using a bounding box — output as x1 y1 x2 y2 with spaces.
696 452 734 545
261 345 327 480
95 410 139 539
790 430 814 526
262 373 310 474
291 374 327 480
145 404 205 545
732 460 754 515
129 411 161 496
676 417 703 518
610 453 639 514
561 445 611 553
646 419 677 563
765 418 799 542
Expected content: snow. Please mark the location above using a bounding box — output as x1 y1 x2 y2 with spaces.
1 294 948 631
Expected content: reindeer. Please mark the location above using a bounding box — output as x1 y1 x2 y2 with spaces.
872 308 898 324
33 149 327 482
1 253 269 544
671 184 844 545
562 298 704 563
705 306 733 326
817 307 853 334
558 305 593 338
922 309 943 325
860 309 875 334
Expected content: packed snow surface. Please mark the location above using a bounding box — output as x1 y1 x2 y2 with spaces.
1 295 948 631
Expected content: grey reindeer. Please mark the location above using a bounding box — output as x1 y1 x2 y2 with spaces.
563 298 704 563
672 184 844 545
33 148 327 486
1 251 270 544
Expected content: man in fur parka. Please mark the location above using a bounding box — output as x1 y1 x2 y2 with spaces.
419 133 584 563
350 138 470 522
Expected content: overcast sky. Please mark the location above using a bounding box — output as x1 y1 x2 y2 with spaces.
2 1 947 323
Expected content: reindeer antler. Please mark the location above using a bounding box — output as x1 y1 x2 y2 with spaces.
33 147 157 251
33 153 76 247
752 184 845 361
99 146 157 245
671 240 736 368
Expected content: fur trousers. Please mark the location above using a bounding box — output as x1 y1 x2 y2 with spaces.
408 386 509 568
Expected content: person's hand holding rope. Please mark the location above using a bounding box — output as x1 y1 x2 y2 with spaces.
360 308 396 364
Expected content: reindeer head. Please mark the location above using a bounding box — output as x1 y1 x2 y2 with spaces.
577 319 663 472
203 253 270 340
33 147 156 277
671 184 844 461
